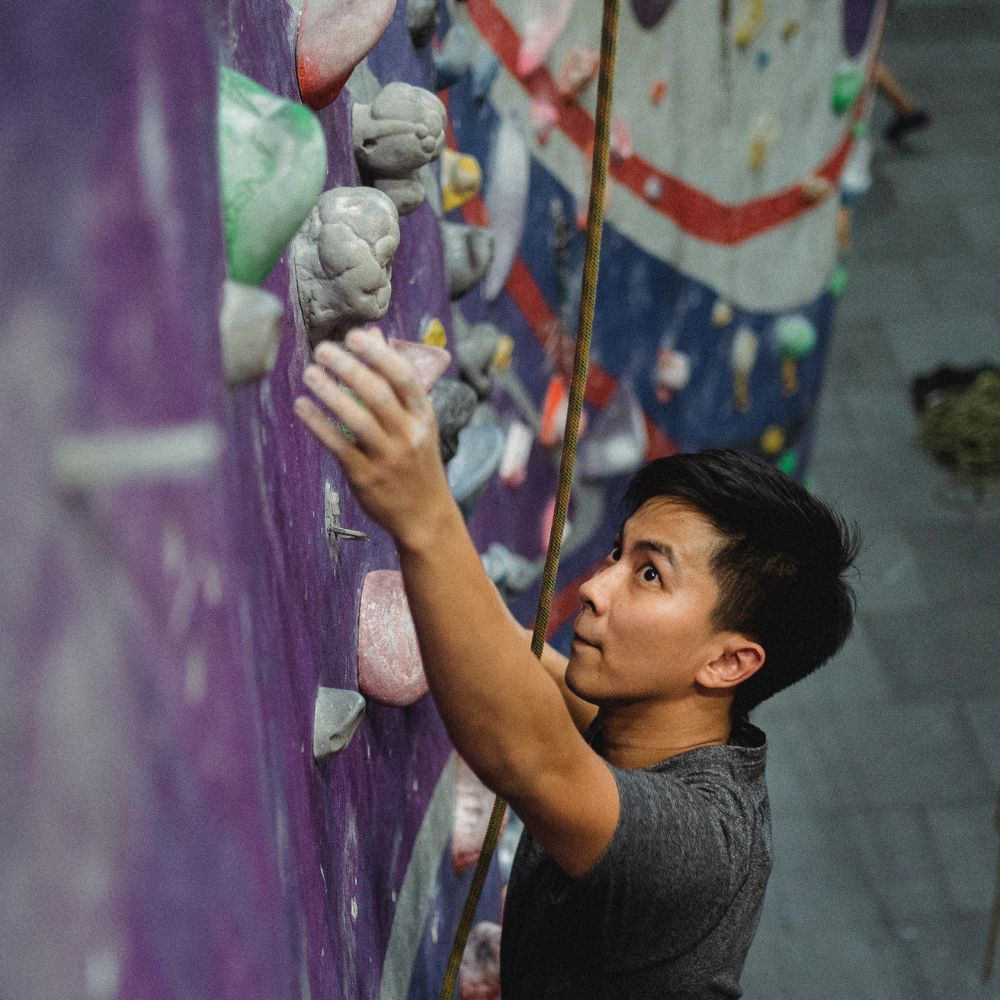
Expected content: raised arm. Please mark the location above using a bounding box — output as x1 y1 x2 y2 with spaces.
295 327 616 876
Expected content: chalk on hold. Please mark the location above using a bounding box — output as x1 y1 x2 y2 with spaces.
407 0 439 48
458 921 502 1000
357 571 429 707
556 47 599 100
578 380 648 480
453 755 506 873
441 149 483 213
440 221 496 300
481 542 538 598
218 68 327 287
388 338 451 391
313 687 366 761
220 280 283 387
733 0 766 49
517 0 574 78
447 424 505 512
296 0 396 109
831 60 865 116
431 378 478 462
292 187 400 345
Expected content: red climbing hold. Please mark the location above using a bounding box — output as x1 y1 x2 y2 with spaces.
296 0 396 110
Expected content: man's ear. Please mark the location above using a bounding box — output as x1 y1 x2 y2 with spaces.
695 636 765 690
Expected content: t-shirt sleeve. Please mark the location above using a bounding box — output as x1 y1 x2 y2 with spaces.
565 762 751 971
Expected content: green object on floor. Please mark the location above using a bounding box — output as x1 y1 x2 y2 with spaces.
218 68 328 286
831 62 865 115
829 265 849 296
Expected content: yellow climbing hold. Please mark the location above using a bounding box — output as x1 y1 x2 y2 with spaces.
491 334 515 373
734 0 766 49
441 149 483 213
748 113 778 171
760 426 785 455
421 317 448 348
711 300 734 327
780 19 799 41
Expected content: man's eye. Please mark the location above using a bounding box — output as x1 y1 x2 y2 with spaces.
641 565 660 583
610 544 622 561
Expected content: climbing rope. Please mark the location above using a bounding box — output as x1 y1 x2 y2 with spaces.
438 0 621 995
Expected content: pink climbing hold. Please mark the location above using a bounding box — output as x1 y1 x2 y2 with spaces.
516 0 575 78
459 921 502 1000
531 97 559 144
296 0 396 110
453 754 506 873
611 115 634 161
556 47 600 100
357 570 429 707
388 338 452 391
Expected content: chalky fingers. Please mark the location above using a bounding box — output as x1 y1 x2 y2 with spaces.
343 327 431 415
303 359 383 450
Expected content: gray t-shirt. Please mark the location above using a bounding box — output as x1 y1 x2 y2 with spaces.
500 718 771 999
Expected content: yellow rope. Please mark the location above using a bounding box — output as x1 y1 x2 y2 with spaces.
437 0 621 995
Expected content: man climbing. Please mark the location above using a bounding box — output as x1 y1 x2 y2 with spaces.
295 325 860 998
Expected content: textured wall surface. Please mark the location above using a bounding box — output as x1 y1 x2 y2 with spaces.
0 1 880 998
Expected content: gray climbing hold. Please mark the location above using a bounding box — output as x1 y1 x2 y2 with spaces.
313 687 366 761
407 0 439 48
578 381 648 480
481 543 538 598
455 321 503 398
446 424 505 513
430 378 478 463
440 221 495 299
434 25 474 90
292 186 400 344
219 280 283 387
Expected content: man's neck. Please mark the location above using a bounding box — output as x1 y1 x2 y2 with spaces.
595 695 733 769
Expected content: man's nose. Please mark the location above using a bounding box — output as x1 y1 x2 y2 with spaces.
577 560 618 614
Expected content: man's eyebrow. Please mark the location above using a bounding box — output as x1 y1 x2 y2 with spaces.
631 539 678 569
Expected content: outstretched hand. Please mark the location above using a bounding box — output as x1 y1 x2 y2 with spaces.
294 326 454 552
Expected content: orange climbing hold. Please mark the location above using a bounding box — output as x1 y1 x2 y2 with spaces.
649 79 667 105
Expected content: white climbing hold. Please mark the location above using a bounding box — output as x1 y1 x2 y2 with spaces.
313 687 366 761
219 279 283 387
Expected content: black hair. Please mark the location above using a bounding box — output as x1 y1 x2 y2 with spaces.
623 449 860 715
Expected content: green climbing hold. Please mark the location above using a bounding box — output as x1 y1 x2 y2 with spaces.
831 61 865 116
777 449 798 476
852 120 869 139
828 265 849 296
218 68 328 286
774 314 818 359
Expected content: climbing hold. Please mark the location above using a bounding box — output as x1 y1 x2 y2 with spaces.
441 149 483 213
357 570 429 707
653 348 691 404
643 176 664 201
611 116 634 161
431 378 478 462
759 425 785 456
578 381 648 480
539 375 571 447
455 321 510 398
517 0 575 78
831 60 865 115
630 0 678 30
458 921 502 1000
312 687 366 762
483 116 530 301
481 542 538 598
218 68 327 287
777 449 798 476
840 135 873 204
774 314 817 396
780 19 799 41
453 755 505 873
388 337 451 391
711 300 734 327
755 50 771 69
800 175 834 204
420 316 448 349
540 495 572 553
434 25 474 90
828 265 849 296
531 97 560 145
649 79 667 105
219 280 283 387
447 424 505 513
52 422 222 492
748 112 778 171
733 0 766 49
499 420 534 487
296 0 396 109
352 82 447 215
730 327 759 412
440 221 496 299
492 335 514 373
556 47 600 100
470 50 502 102
292 187 400 344
407 0 439 49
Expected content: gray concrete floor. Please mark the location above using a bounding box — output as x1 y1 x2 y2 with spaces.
741 2 1000 997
